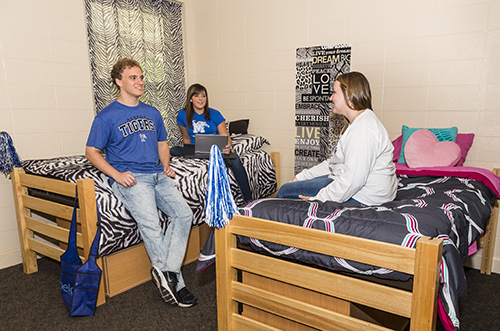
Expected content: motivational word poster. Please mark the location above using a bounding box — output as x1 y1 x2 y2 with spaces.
294 44 351 174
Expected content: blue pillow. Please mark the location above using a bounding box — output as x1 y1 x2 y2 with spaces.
398 125 458 164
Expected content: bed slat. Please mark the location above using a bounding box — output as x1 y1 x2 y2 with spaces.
26 237 67 261
233 281 391 331
22 195 75 221
25 216 84 249
232 314 282 331
230 216 417 274
18 171 76 197
231 248 412 318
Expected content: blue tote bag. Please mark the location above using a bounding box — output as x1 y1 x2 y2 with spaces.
60 188 102 316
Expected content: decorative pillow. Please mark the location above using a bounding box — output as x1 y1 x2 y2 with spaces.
392 135 403 163
393 132 474 166
455 133 475 166
229 119 249 135
404 129 461 168
398 125 458 164
232 134 270 155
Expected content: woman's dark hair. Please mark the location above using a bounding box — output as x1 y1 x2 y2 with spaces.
110 58 142 88
336 71 372 111
184 83 210 129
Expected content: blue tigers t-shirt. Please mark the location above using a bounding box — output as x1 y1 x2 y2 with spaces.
86 101 168 176
176 107 225 143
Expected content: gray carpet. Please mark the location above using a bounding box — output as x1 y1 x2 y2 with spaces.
1 258 498 330
436 267 500 331
0 258 217 330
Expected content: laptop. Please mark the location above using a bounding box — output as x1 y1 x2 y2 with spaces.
183 134 236 159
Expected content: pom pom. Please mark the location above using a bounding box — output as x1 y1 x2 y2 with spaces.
0 132 21 177
204 145 239 229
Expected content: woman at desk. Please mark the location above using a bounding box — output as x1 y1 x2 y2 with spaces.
171 83 252 203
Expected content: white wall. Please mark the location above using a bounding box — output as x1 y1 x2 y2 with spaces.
181 0 500 272
1 0 499 272
0 0 94 268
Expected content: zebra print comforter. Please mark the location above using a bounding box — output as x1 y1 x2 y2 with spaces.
21 134 277 257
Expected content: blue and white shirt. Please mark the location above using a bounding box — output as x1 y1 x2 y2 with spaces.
86 100 168 175
176 107 225 143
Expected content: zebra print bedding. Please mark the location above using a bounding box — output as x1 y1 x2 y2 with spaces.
21 134 277 257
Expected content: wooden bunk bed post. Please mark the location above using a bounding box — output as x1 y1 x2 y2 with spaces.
76 178 106 306
480 168 500 275
76 178 97 259
480 200 499 275
270 151 281 189
410 236 443 331
214 224 237 331
11 167 38 274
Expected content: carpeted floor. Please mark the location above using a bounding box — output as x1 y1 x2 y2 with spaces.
435 267 500 331
1 258 498 330
0 258 217 331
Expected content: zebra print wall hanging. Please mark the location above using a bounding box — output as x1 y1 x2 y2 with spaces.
294 44 351 174
84 0 185 147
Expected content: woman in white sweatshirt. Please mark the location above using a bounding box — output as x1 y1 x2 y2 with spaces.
276 71 397 206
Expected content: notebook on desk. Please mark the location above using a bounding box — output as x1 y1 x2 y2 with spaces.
183 134 236 159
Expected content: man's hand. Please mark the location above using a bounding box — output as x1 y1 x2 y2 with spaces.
115 171 137 188
86 146 137 188
299 195 311 200
163 166 176 178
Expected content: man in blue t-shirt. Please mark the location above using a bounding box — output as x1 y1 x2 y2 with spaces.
86 58 197 308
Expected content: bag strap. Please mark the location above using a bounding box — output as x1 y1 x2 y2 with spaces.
60 186 80 263
88 204 101 257
68 187 79 252
69 186 101 259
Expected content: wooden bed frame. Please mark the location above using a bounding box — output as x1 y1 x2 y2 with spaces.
214 169 500 331
10 154 497 319
215 216 443 330
10 151 281 306
10 152 280 306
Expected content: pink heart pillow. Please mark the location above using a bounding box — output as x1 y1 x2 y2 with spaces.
404 129 461 168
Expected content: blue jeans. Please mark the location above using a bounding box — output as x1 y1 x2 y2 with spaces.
227 154 252 202
276 175 333 199
112 172 193 290
170 146 252 202
276 175 363 205
170 146 184 157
